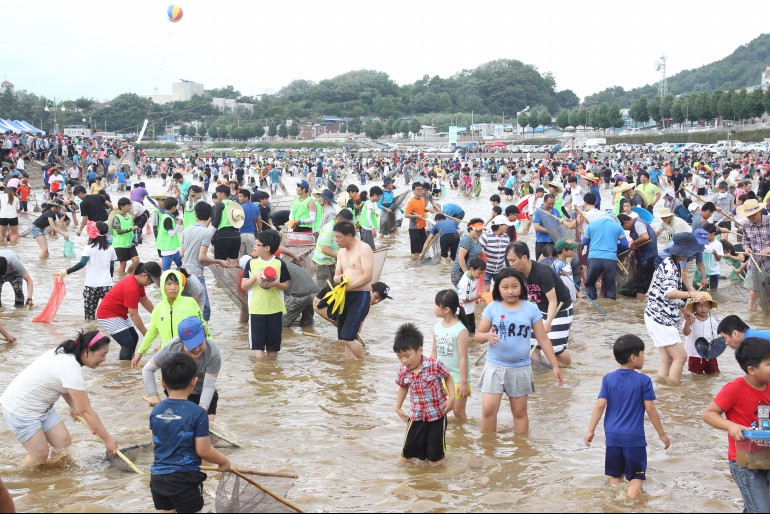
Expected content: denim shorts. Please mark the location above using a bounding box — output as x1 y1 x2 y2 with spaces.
2 406 63 443
477 362 534 398
30 226 46 238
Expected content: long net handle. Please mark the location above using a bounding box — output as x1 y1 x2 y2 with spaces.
231 469 304 513
77 415 144 475
200 465 298 479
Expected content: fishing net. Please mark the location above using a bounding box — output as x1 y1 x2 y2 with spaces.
209 266 247 309
537 208 575 243
746 262 770 315
32 274 67 323
215 471 298 513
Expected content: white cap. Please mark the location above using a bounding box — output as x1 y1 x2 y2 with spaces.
688 203 700 212
491 215 514 226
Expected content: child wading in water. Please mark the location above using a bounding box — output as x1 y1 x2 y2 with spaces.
585 334 670 499
474 268 563 433
394 323 455 465
683 292 721 374
431 289 471 419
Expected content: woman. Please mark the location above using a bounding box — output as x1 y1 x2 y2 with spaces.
644 233 709 385
96 262 160 360
131 269 211 369
30 198 70 259
451 218 485 286
58 221 117 320
0 186 20 243
0 331 117 467
142 316 221 423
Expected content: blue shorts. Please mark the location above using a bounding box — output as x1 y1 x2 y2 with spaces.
2 406 63 443
337 290 370 341
605 446 647 481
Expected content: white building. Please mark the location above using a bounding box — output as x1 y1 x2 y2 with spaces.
1 81 13 93
147 80 204 105
212 98 254 112
763 64 770 89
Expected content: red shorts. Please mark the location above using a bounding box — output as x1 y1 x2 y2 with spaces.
688 356 720 374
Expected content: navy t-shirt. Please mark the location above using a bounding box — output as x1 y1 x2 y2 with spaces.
150 398 209 475
598 369 656 448
430 219 459 236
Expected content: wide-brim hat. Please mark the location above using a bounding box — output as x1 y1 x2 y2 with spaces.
669 232 703 259
585 173 600 182
695 336 727 360
615 182 634 194
658 207 674 218
226 201 245 229
737 198 764 217
320 189 335 204
336 191 350 209
685 292 719 313
546 181 563 193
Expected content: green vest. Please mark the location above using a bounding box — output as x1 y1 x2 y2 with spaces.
312 199 324 233
156 211 180 251
359 200 378 230
291 196 312 229
183 205 197 229
217 199 233 230
112 213 134 249
248 257 286 315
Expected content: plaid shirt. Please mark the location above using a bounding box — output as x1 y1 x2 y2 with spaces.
395 357 449 422
743 214 770 273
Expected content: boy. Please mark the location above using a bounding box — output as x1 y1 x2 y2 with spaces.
112 198 139 274
157 197 183 271
150 353 230 513
404 182 427 257
240 230 291 359
703 338 770 512
359 186 382 251
585 334 670 499
455 257 486 334
17 179 30 212
394 323 454 465
717 315 770 349
701 223 723 291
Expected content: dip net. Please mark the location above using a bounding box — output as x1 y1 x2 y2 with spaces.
745 260 770 314
215 471 301 513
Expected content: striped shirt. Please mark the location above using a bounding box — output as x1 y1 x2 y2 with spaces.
480 231 510 274
743 214 770 273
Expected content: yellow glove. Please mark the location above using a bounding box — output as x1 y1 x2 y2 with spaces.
322 277 349 315
287 219 298 229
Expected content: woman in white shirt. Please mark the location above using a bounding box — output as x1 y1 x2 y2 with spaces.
0 186 20 243
0 331 117 467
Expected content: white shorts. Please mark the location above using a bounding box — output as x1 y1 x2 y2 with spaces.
644 313 681 348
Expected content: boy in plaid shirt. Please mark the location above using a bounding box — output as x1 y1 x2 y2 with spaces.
394 323 455 465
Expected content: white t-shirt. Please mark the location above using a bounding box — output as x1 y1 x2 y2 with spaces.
704 239 724 276
0 195 19 219
0 350 85 418
570 185 585 208
683 315 719 358
456 272 480 315
83 244 118 288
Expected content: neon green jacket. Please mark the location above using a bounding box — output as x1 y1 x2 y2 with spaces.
136 270 211 356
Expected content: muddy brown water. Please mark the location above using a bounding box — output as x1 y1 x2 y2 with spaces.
0 173 760 512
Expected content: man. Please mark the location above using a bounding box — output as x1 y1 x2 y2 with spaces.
480 215 513 287
532 193 563 260
332 220 374 360
282 261 320 328
377 178 397 237
583 217 628 300
210 184 242 266
74 185 109 237
317 189 337 231
404 182 428 257
652 207 691 246
582 193 606 224
180 202 231 321
712 181 735 232
737 199 770 312
288 180 316 233
637 172 660 214
618 213 659 299
671 168 686 199
0 250 34 309
507 241 574 366
312 209 353 289
172 172 192 203
237 188 259 259
585 173 602 210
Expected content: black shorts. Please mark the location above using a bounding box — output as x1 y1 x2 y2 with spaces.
114 246 138 262
409 228 427 255
504 188 514 196
402 416 446 462
337 290 370 341
150 470 207 513
605 446 647 481
213 227 240 260
0 217 18 227
250 312 283 352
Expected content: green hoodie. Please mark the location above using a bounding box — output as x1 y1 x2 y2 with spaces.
136 269 211 356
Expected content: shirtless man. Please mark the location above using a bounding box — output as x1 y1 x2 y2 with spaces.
333 220 373 360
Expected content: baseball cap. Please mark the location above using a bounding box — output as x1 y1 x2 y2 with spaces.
491 214 514 226
694 228 709 245
688 203 700 213
554 238 579 252
297 180 310 190
178 316 206 350
371 282 393 300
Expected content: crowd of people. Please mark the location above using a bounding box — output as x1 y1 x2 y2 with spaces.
3 130 770 511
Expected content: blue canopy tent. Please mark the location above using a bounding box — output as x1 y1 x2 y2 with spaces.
15 120 43 135
0 119 19 133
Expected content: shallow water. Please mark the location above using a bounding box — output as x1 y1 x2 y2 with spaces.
0 172 758 512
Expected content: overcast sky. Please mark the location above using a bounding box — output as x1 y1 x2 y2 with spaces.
3 0 768 104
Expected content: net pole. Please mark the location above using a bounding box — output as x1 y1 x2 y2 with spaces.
231 469 304 513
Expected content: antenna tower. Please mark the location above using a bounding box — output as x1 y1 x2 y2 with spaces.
656 54 668 97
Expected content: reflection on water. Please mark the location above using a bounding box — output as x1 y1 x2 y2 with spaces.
0 175 756 512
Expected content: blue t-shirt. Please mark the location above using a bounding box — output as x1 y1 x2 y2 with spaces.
269 168 281 183
430 219 458 236
648 168 662 184
532 207 560 243
442 203 464 218
240 202 259 235
116 171 126 184
589 185 601 209
150 398 209 475
481 301 542 367
585 218 625 261
505 176 517 189
745 328 770 341
598 369 655 448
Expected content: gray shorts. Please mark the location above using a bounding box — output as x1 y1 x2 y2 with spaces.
2 406 63 443
477 362 535 398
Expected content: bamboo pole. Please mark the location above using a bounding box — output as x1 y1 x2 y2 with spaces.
77 415 144 475
200 465 298 479
231 469 304 513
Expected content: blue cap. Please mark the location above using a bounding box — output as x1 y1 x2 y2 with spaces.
297 180 310 191
694 228 709 245
178 316 205 350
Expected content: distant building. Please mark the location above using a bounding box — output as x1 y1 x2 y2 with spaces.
763 64 770 89
212 98 254 112
147 80 204 105
315 132 356 143
1 81 14 93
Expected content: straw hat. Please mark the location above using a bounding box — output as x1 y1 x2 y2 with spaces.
585 172 600 182
336 191 350 209
737 198 764 218
546 181 563 194
658 207 674 219
615 182 634 194
685 291 719 313
225 201 245 229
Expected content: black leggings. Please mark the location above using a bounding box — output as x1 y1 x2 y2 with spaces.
111 327 139 360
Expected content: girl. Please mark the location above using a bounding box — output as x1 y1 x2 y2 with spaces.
30 198 70 259
682 293 721 375
644 232 710 385
58 221 117 320
0 186 20 243
431 289 471 419
0 331 117 467
475 268 563 433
